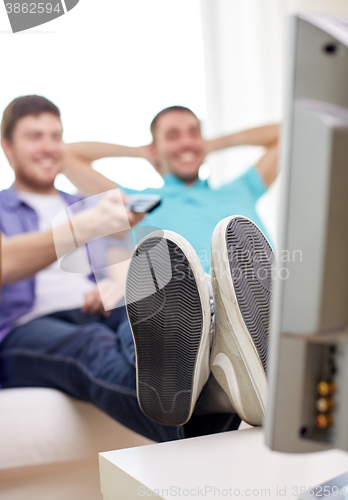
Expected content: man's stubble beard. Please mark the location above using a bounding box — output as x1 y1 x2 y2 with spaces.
14 165 57 193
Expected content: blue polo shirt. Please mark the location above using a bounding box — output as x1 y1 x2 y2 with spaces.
121 166 269 273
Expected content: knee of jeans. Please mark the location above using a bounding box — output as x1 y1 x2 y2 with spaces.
117 319 136 366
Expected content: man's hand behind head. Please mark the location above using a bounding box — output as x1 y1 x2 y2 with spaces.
138 143 163 175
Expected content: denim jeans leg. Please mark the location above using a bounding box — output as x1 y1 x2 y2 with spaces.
0 310 180 443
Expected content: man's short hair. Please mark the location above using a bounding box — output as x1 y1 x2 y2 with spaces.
150 105 199 138
1 95 61 142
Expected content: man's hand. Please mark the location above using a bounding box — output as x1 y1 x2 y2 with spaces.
90 190 142 232
72 190 145 246
81 278 124 316
203 138 216 156
127 209 145 227
138 144 163 174
256 143 279 187
95 190 145 229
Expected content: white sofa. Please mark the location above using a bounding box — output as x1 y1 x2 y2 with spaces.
0 234 152 499
0 387 153 500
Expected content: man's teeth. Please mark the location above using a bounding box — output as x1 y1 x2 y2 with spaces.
39 159 55 168
179 152 195 162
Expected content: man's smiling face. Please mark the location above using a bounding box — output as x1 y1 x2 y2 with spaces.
152 110 206 184
2 112 65 194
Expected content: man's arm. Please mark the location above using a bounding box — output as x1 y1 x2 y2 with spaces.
1 230 59 285
64 125 279 195
205 124 279 152
64 142 155 195
1 214 99 285
205 124 280 187
255 143 279 187
1 192 144 285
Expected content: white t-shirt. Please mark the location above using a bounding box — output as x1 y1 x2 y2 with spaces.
16 192 96 325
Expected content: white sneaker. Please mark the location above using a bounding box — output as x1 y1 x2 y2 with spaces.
210 216 273 426
125 230 211 426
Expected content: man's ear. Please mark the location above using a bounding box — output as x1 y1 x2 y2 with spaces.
149 142 164 176
1 138 13 163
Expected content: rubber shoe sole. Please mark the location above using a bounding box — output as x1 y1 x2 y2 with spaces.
210 216 273 426
125 230 211 426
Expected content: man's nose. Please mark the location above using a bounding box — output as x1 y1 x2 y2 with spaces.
179 135 194 149
40 138 58 153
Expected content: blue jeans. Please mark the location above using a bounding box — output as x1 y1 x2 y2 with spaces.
0 307 240 442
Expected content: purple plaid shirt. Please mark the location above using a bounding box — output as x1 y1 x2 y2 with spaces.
0 186 117 342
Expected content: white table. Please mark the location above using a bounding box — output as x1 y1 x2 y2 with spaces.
99 428 348 499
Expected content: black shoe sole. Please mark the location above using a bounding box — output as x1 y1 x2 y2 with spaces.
225 216 273 373
125 232 209 426
210 216 273 425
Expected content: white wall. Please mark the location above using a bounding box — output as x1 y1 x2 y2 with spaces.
201 0 285 186
200 0 348 242
0 0 207 193
288 0 348 14
200 0 286 242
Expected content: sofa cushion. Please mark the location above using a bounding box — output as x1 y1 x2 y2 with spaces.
0 387 152 472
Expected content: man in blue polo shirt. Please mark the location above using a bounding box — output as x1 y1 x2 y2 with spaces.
66 106 279 272
64 107 279 428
